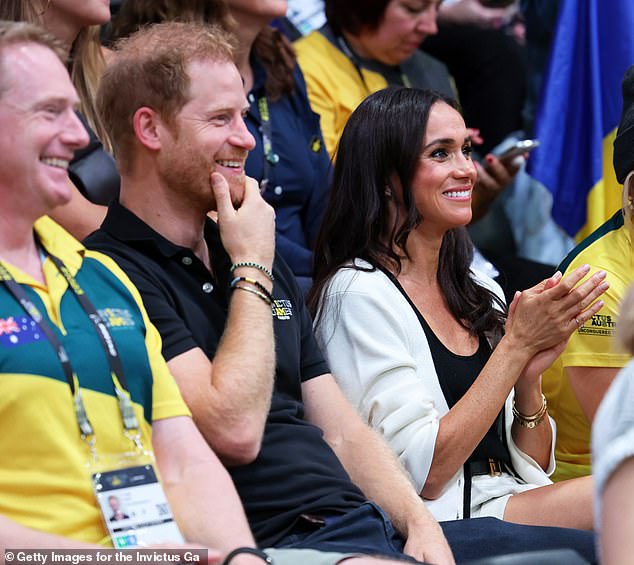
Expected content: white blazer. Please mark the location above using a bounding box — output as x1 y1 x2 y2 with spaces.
315 260 554 521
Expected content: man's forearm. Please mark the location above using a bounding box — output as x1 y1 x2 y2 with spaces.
210 282 275 443
0 515 100 556
154 417 256 554
169 280 275 465
336 420 436 537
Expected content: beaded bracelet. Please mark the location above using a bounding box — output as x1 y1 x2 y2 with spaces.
223 547 272 565
232 284 273 306
512 393 548 429
230 275 273 304
230 261 274 282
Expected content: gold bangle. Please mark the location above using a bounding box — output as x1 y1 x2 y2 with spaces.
232 284 273 306
512 393 548 429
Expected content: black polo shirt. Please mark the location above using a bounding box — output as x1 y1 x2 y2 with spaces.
85 201 366 547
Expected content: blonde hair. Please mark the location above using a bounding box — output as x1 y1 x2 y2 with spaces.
0 20 66 96
0 0 109 148
70 26 109 148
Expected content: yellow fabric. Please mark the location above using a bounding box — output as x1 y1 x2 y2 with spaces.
576 130 622 242
543 217 634 481
0 216 189 544
295 31 388 157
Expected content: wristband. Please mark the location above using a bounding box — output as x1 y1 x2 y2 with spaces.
230 276 273 303
230 261 274 282
223 547 272 565
232 284 273 306
512 393 548 429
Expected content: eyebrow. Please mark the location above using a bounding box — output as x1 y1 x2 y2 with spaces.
423 136 471 150
32 96 79 110
202 105 250 116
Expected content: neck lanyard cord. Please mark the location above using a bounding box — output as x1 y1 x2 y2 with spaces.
0 252 140 444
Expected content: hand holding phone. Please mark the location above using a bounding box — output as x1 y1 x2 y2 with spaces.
497 139 540 164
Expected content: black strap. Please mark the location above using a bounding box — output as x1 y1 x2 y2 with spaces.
0 249 139 439
463 463 472 519
257 95 279 193
223 547 272 565
335 34 411 91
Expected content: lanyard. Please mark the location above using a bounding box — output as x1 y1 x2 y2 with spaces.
0 251 141 454
335 34 412 92
257 95 279 193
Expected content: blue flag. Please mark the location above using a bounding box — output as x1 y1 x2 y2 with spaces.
530 0 634 240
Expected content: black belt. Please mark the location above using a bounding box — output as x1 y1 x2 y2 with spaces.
469 458 505 477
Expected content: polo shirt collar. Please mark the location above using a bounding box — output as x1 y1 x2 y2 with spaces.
99 201 230 286
100 200 222 260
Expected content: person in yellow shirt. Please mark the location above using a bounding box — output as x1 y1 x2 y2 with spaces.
543 64 634 482
294 0 518 223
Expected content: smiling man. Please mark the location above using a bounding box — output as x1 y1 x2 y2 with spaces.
85 20 455 565
0 20 379 565
84 20 600 565
0 20 261 562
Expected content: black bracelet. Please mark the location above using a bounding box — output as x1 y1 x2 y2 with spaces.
223 547 272 565
230 276 273 303
230 261 274 282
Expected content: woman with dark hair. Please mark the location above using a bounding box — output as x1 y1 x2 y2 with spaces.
309 87 606 529
295 0 518 225
111 0 331 293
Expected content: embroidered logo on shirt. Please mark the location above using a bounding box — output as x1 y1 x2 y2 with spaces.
0 316 46 347
578 314 616 337
98 308 136 329
272 299 293 321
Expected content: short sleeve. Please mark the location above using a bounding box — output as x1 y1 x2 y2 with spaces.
90 251 190 422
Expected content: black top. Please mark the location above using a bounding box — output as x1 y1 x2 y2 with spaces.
384 271 510 464
85 201 366 546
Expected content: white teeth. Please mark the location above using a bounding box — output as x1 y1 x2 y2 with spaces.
41 157 69 170
216 160 242 168
444 190 470 198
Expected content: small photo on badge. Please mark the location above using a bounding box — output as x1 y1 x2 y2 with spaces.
106 494 131 522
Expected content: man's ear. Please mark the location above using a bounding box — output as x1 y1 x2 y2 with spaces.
132 106 165 151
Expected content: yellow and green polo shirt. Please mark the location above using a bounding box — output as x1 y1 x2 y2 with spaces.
0 216 189 544
543 210 634 481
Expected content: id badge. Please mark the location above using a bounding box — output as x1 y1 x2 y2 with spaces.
93 461 185 549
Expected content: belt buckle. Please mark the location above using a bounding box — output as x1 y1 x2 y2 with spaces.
488 458 502 477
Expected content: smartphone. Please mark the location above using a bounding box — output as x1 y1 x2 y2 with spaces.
496 139 540 163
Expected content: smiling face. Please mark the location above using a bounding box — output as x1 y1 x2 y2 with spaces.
0 43 89 217
42 0 111 29
156 58 256 212
408 101 477 235
354 0 440 65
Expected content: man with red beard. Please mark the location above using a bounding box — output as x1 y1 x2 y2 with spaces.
87 20 595 565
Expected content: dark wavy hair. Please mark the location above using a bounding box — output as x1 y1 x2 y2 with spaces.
325 0 389 35
308 87 506 342
110 0 296 102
